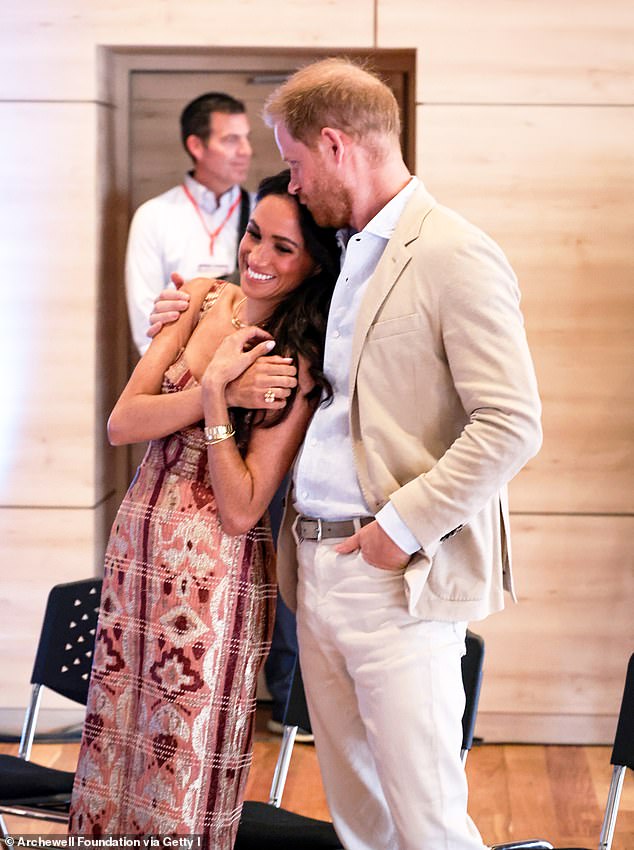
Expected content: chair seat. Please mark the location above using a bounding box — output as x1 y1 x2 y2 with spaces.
0 754 74 802
236 800 343 849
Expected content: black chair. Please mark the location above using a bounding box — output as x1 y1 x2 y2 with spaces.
0 578 102 837
236 629 485 849
490 652 634 850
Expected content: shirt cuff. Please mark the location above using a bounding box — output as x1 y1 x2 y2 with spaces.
375 502 421 555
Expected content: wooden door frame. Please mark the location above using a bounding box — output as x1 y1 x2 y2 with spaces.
103 46 416 212
97 45 416 494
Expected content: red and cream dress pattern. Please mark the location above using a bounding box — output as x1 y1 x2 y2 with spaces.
69 290 276 848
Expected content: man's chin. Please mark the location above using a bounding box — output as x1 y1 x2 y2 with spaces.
311 206 344 229
232 166 250 182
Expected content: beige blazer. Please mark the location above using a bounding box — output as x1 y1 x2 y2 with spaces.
277 183 542 622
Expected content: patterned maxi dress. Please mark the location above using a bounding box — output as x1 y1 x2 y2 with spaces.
69 295 277 847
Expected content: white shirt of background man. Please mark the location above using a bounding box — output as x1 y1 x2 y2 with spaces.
125 174 253 355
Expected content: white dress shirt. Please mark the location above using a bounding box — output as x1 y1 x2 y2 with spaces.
125 175 253 354
293 177 421 554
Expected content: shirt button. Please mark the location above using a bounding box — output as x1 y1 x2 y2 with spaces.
332 330 340 338
310 438 317 447
302 491 309 499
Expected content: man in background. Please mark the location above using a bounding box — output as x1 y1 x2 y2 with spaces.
126 91 252 355
264 58 542 850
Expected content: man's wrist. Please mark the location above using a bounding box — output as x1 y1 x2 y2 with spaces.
375 502 421 555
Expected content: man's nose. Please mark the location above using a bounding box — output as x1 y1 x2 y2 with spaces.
240 137 253 157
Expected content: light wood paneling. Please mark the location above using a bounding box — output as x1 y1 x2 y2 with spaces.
0 502 116 717
0 103 102 508
379 0 634 104
0 0 374 101
417 104 634 514
475 514 634 743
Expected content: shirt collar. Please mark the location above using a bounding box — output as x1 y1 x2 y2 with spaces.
184 172 239 214
364 176 419 239
336 176 419 248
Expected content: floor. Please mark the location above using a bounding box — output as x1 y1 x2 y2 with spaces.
1 704 633 848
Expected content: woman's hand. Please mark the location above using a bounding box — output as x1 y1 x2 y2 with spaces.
202 326 277 392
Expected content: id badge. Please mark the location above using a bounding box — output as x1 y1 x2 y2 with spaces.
196 262 230 279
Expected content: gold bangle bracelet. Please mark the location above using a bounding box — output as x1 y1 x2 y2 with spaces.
204 424 235 445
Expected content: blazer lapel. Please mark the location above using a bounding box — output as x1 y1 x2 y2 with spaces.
349 184 437 391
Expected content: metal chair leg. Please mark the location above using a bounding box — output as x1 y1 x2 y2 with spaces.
268 725 298 807
17 684 43 760
598 764 626 850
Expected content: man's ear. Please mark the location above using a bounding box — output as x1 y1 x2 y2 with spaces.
185 134 204 162
320 127 347 165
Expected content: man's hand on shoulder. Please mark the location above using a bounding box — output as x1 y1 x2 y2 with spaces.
146 275 298 411
146 277 190 340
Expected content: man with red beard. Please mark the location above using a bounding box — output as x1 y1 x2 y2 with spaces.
149 59 542 850
263 58 542 850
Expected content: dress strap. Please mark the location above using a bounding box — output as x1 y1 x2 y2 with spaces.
200 281 228 316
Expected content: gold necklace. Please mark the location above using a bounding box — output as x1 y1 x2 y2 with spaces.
231 297 247 329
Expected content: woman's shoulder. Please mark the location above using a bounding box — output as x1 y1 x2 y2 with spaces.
181 279 240 314
180 277 237 298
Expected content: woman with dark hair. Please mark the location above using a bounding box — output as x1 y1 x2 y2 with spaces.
69 171 339 848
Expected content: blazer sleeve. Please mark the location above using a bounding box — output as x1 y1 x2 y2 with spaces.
389 226 542 551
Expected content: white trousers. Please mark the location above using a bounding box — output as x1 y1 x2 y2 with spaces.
295 539 487 850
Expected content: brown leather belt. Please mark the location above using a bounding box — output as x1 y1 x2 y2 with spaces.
297 515 374 541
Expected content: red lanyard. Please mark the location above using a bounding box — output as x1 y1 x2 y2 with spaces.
182 183 241 254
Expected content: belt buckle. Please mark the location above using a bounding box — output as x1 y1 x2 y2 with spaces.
314 518 323 542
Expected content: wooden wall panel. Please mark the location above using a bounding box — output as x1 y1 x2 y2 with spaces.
475 515 634 743
0 103 103 507
0 0 374 101
0 500 116 724
379 0 634 104
416 105 634 514
0 104 103 508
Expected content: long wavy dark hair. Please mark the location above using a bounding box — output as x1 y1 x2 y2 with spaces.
231 170 340 450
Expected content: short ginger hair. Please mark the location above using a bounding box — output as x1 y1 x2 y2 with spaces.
263 58 401 153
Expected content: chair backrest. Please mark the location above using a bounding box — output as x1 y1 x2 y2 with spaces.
462 630 485 754
283 630 485 756
611 652 634 770
30 578 102 704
